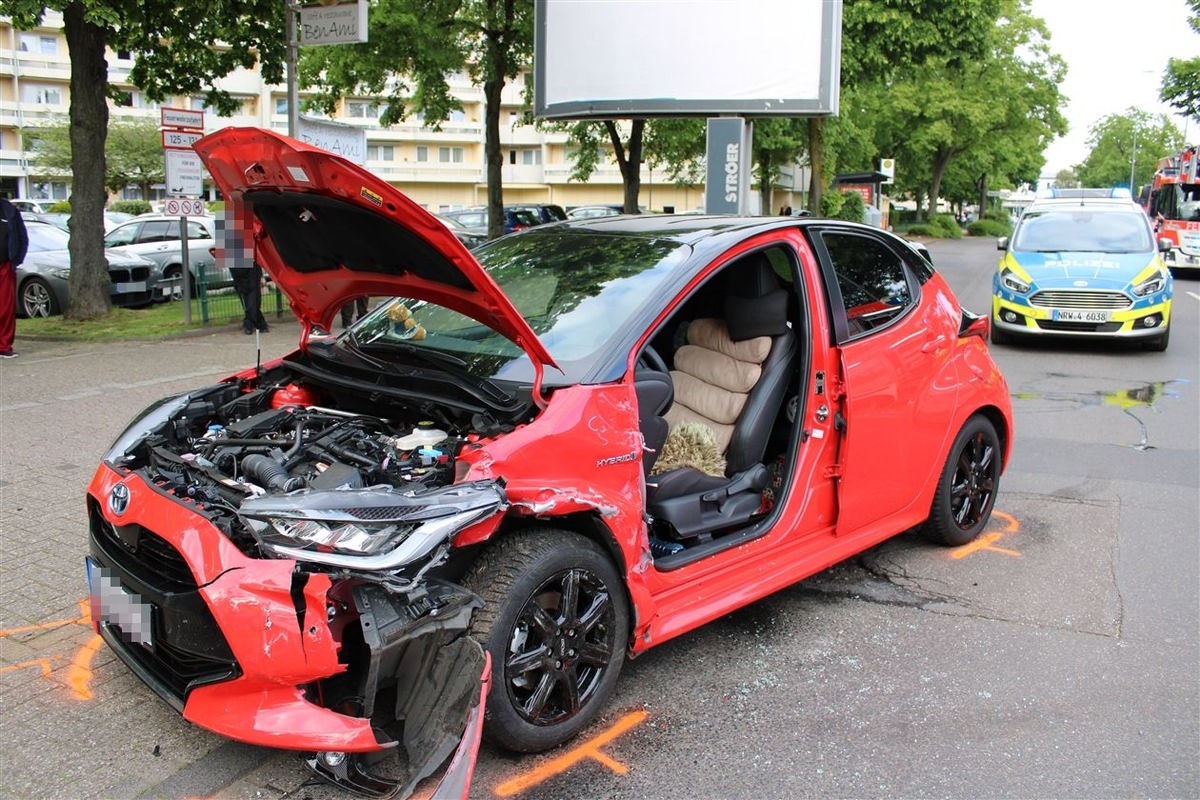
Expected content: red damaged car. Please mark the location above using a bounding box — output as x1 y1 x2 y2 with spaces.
86 129 1012 797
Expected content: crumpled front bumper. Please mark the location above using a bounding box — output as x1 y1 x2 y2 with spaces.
86 464 489 797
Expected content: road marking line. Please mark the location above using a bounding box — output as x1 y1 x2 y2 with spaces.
494 709 648 796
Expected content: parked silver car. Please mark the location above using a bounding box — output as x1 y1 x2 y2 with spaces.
103 214 228 298
16 221 160 317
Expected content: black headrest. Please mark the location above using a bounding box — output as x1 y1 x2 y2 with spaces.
723 253 788 341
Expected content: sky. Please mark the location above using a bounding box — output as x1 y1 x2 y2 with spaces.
1030 0 1197 178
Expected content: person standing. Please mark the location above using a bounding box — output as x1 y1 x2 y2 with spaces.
218 205 269 335
0 196 30 359
231 260 269 334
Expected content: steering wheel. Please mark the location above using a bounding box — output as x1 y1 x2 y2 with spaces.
639 344 669 373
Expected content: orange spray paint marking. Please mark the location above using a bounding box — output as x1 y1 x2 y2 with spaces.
1 600 99 701
948 510 1022 560
494 710 648 797
64 634 103 701
0 658 56 678
949 531 1022 560
0 599 92 637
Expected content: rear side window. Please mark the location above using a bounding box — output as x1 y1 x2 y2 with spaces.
140 220 178 242
818 231 916 338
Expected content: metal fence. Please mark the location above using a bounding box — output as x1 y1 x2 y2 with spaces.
161 264 292 326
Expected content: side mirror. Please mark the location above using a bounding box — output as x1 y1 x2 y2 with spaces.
1158 237 1173 253
996 236 1009 251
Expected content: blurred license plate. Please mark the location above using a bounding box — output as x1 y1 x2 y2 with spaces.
112 282 147 293
86 557 153 646
1052 309 1108 322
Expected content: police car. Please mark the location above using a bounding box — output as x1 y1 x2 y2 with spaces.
991 188 1173 351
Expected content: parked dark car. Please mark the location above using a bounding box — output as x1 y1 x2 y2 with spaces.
103 214 226 298
436 213 487 249
15 220 160 317
87 128 1012 798
507 203 567 225
441 207 540 237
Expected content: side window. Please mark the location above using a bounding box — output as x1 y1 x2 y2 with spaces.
187 221 209 239
140 221 177 242
820 231 915 337
104 224 138 247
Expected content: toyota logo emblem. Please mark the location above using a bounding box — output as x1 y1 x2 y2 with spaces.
109 483 131 516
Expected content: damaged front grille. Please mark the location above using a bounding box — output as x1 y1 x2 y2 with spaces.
88 499 239 705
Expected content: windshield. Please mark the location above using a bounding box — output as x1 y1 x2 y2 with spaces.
346 231 691 385
26 222 70 252
1013 209 1152 253
1151 183 1200 222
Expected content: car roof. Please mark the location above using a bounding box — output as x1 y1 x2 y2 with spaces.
1024 197 1144 213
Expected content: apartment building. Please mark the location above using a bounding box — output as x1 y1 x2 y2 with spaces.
2 14 803 214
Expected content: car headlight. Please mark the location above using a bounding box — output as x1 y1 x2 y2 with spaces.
1131 270 1167 298
51 268 71 280
1000 268 1031 294
239 482 506 570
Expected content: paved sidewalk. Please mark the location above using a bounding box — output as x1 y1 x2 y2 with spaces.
0 322 302 798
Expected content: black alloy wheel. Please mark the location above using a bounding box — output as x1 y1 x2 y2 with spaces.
924 415 1002 546
463 529 628 753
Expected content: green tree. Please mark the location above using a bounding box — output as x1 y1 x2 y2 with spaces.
751 118 808 215
1076 110 1184 189
1159 0 1200 121
300 0 533 239
808 0 1003 212
558 118 708 213
558 120 646 213
867 0 1066 219
1053 167 1081 189
2 0 286 320
26 117 165 198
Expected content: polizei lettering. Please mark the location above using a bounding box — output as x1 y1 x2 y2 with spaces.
724 143 739 203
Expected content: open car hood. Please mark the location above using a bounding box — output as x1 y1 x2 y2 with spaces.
193 127 556 368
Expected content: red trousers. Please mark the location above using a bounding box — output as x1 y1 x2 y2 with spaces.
0 261 15 354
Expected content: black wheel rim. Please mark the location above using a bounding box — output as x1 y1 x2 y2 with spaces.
504 568 616 727
950 430 997 531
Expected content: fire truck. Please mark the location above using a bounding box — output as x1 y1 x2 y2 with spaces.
1145 144 1200 272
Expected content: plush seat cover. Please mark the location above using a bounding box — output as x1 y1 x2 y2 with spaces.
664 318 772 455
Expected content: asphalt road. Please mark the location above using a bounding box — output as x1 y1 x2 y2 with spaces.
0 236 1196 799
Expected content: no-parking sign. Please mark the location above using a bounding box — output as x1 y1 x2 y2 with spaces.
163 197 206 216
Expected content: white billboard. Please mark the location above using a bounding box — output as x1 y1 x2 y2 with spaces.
297 116 367 165
534 0 841 119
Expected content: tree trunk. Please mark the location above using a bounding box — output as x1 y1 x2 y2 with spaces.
605 119 644 213
976 172 988 219
807 118 824 214
758 149 773 215
927 147 955 221
483 75 504 239
63 2 111 320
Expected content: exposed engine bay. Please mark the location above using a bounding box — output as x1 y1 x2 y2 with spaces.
103 360 513 585
95 360 510 796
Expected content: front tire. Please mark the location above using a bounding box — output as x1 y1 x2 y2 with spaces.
989 316 1012 345
1142 323 1169 352
462 529 628 753
923 415 1002 546
21 277 59 318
